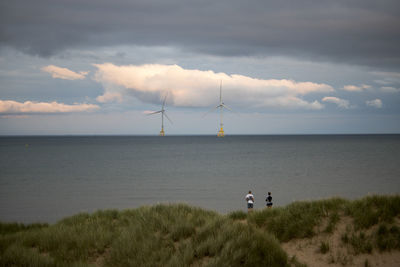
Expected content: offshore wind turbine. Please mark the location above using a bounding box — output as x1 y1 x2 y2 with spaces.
205 81 232 137
147 93 172 136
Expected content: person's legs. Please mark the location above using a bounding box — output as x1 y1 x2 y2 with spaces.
247 203 253 212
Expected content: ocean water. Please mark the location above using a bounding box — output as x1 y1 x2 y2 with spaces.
1 135 399 223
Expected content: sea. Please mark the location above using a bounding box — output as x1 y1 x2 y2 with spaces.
1 135 399 224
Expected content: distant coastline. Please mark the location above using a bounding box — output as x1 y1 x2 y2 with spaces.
1 133 400 137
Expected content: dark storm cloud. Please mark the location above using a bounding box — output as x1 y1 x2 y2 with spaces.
1 0 400 69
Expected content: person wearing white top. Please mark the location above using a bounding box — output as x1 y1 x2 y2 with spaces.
245 190 255 212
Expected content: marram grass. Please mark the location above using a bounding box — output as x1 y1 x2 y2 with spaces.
243 195 400 241
1 195 400 266
0 204 287 267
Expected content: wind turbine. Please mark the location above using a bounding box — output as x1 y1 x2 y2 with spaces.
205 81 232 137
147 93 172 136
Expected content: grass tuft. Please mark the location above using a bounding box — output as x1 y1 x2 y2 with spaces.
345 195 400 229
0 222 48 235
324 212 340 233
319 241 330 254
349 231 373 254
248 198 348 241
376 224 400 251
227 210 247 221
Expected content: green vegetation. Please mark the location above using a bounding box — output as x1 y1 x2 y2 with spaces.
324 212 340 233
0 222 48 235
0 204 287 267
319 241 330 254
1 195 399 266
227 210 247 221
345 195 400 229
346 231 373 254
376 224 400 251
238 194 400 261
246 197 347 241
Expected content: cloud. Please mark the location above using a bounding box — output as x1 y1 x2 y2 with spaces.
41 65 88 80
96 92 123 103
372 71 400 85
1 1 400 69
342 84 371 92
0 99 99 114
93 63 332 110
380 86 400 93
366 99 383 108
322 96 351 109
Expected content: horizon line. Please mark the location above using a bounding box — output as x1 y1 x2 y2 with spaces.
1 133 399 137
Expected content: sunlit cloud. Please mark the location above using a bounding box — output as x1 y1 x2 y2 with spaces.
322 96 351 109
0 99 99 114
342 84 371 92
366 99 383 108
41 65 88 80
96 92 123 103
93 63 332 110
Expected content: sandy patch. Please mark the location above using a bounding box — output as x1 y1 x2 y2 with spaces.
282 216 400 266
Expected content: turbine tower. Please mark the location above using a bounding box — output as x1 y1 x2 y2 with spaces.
205 81 232 137
147 93 172 136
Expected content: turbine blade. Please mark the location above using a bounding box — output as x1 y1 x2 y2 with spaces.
164 112 173 124
223 104 239 116
203 106 219 117
222 104 233 111
147 110 162 115
162 92 168 108
219 81 222 104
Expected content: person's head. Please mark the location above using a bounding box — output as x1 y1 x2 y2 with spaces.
268 192 271 195
249 190 252 194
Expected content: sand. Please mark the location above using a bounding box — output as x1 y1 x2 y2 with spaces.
282 216 400 267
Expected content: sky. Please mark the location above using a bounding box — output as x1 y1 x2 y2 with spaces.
1 0 400 135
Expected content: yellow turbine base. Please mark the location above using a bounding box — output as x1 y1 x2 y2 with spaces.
217 128 224 137
159 129 165 136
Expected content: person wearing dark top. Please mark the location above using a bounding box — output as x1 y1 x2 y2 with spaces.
266 192 273 208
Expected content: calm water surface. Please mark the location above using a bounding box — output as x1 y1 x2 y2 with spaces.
1 135 399 223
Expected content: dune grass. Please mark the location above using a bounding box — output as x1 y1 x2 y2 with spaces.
246 197 348 242
345 195 400 229
239 194 400 256
0 204 287 267
1 195 399 266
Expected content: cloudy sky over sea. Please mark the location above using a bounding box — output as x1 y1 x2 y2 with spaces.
1 0 399 135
